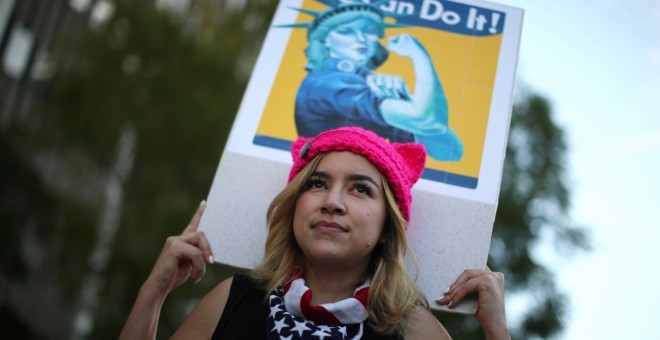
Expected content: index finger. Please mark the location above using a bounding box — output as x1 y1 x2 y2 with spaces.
183 200 207 234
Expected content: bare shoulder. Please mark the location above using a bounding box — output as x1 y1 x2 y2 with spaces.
404 305 451 340
171 276 234 339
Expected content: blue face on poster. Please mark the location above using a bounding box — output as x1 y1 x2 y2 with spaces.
324 18 379 66
284 0 464 161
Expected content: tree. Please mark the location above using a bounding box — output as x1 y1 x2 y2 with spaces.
435 90 590 338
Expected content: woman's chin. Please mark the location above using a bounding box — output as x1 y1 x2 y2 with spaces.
335 54 369 66
350 56 368 65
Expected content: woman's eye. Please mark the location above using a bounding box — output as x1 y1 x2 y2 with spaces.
335 28 353 35
306 177 326 190
354 183 373 196
365 26 378 35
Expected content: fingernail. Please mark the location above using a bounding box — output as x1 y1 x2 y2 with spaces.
444 287 450 294
208 254 214 264
200 200 207 206
448 300 453 308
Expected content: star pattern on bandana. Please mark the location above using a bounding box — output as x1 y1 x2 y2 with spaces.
267 288 365 339
272 318 290 333
291 320 311 337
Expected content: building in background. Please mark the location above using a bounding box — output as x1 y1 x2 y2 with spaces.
3 0 85 126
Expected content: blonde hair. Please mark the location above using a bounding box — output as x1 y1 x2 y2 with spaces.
253 154 425 336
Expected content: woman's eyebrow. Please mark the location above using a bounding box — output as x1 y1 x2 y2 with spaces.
313 171 380 190
310 171 330 179
348 174 380 189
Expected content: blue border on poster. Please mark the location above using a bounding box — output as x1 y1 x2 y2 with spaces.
253 135 478 189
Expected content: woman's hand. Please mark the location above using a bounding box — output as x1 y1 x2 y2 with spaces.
120 201 214 340
387 33 426 59
436 269 510 340
145 201 214 296
366 73 411 100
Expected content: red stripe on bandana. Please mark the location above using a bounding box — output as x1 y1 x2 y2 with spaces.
354 285 369 307
300 289 342 324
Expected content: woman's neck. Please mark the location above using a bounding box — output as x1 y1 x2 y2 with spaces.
301 265 367 305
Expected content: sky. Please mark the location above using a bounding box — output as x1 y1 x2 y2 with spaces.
492 0 660 338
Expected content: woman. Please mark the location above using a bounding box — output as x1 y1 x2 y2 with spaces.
290 1 464 161
120 127 508 339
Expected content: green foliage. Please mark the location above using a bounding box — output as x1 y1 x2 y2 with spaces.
1 121 98 339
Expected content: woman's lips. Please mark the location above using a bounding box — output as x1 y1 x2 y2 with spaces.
313 221 348 232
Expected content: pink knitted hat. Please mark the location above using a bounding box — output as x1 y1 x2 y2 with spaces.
288 127 426 224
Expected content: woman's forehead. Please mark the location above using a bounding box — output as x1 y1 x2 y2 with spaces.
334 17 380 30
315 151 381 177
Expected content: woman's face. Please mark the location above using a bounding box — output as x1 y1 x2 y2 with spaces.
325 18 379 66
293 151 386 271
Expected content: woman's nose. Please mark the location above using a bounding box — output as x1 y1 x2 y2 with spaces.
322 188 346 214
355 31 366 42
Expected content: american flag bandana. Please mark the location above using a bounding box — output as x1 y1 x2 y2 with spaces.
266 275 370 339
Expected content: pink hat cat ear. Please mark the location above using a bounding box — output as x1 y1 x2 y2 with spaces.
393 143 427 184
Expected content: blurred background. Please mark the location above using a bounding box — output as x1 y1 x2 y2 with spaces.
1 0 657 339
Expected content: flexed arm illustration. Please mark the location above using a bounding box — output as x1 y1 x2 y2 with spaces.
370 34 464 161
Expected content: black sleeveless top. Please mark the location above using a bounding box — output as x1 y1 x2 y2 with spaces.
211 274 401 339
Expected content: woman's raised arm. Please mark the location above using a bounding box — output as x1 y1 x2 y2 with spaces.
119 201 214 340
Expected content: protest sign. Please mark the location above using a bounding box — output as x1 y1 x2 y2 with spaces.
199 0 523 313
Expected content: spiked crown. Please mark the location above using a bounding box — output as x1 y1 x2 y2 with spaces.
277 0 406 41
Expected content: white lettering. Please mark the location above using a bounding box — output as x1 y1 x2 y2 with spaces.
397 2 415 15
420 0 461 26
467 7 488 31
364 1 416 16
420 0 443 21
443 10 460 25
379 0 397 13
489 12 501 34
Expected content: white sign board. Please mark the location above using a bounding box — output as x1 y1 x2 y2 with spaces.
200 0 523 314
